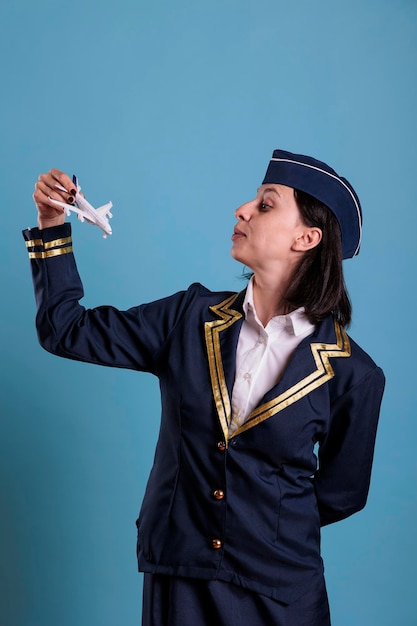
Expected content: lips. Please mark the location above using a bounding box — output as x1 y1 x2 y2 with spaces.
232 227 246 241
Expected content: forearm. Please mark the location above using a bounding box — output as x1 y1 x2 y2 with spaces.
315 366 385 526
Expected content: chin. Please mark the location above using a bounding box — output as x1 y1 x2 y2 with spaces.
231 249 253 273
230 246 244 263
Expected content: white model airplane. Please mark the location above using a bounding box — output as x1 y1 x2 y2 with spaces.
49 175 113 238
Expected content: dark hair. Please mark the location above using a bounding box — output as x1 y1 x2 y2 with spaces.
284 189 352 327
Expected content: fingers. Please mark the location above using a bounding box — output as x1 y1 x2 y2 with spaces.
33 169 76 208
35 170 75 200
49 169 77 196
33 168 77 229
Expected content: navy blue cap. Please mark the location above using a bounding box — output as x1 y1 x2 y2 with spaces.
262 149 362 259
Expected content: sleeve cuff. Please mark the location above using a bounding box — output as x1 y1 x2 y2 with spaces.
22 223 73 259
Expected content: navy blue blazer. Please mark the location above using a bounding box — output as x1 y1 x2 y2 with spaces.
23 224 385 604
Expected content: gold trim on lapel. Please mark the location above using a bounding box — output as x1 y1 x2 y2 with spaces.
204 293 242 444
230 320 351 437
205 296 351 443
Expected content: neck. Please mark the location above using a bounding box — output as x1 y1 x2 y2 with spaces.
251 273 294 327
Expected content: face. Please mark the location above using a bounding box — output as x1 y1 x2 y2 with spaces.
231 184 307 274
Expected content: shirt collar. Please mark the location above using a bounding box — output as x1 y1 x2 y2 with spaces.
243 276 315 336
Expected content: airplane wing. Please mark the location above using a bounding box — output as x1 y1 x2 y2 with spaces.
96 202 113 218
48 197 86 218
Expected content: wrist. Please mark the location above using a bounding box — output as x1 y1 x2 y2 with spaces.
38 215 66 230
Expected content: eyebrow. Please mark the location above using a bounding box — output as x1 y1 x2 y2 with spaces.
258 186 281 197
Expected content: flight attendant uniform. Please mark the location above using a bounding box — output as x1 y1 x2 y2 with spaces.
25 149 385 624
23 222 384 626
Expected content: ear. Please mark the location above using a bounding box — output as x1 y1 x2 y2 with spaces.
292 227 322 252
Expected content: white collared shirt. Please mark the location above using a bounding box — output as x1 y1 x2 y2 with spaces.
230 278 316 435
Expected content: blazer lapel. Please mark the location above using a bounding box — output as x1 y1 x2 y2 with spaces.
204 290 245 443
230 316 351 438
205 296 352 443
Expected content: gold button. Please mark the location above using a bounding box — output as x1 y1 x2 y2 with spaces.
213 489 225 500
212 538 222 550
217 441 226 451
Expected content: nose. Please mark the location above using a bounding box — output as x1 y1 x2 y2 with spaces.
234 200 253 221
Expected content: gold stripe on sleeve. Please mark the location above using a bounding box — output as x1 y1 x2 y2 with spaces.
28 246 73 259
25 239 43 248
26 235 73 259
44 237 72 249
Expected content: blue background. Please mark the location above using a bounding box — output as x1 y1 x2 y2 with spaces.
1 1 416 624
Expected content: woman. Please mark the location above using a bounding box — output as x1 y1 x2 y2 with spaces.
25 149 385 625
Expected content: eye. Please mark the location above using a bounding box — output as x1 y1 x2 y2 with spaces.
260 202 272 212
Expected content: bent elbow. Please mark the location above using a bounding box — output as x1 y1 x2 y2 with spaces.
319 493 368 527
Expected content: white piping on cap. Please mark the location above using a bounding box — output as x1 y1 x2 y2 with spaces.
270 158 362 256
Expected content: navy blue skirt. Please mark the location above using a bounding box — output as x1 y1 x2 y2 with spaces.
142 574 330 626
